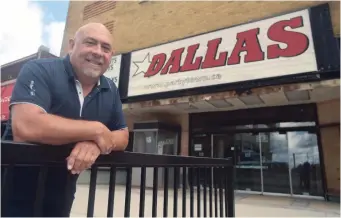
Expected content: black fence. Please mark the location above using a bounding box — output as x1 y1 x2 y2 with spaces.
1 140 235 217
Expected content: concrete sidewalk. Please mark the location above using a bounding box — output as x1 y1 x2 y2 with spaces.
70 185 340 217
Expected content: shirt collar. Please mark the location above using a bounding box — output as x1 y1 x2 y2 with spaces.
63 55 109 89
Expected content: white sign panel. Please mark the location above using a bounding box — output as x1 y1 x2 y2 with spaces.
128 9 317 97
104 55 122 87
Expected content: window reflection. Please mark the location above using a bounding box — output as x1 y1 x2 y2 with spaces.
288 132 323 196
234 133 262 192
193 122 316 133
222 130 323 197
133 131 158 154
157 130 178 155
261 132 290 194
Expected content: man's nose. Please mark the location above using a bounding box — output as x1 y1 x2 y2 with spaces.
92 44 103 57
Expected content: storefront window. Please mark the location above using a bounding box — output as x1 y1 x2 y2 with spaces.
133 131 158 154
288 132 323 196
234 133 262 192
261 132 291 194
195 122 324 197
133 130 178 155
157 130 178 155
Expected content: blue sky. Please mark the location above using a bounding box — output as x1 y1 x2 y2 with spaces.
37 0 69 43
0 0 70 65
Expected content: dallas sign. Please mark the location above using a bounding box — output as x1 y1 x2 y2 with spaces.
128 9 317 97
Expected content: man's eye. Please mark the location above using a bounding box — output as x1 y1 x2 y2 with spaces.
86 41 96 45
102 47 111 53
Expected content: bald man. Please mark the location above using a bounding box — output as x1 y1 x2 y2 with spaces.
2 23 129 217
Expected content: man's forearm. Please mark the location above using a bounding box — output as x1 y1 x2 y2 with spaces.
110 129 129 151
13 113 101 145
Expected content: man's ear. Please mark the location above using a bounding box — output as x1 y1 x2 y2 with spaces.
68 38 75 53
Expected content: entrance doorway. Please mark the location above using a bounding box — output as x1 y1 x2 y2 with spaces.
192 131 324 197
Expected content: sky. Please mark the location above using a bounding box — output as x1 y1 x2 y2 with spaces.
0 0 69 65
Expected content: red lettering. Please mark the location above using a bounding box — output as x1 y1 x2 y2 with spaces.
180 44 202 72
160 48 185 74
201 38 228 69
144 53 166 77
227 28 264 65
267 16 308 59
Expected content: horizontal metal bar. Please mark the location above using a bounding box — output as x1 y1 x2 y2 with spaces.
1 141 232 167
1 163 231 168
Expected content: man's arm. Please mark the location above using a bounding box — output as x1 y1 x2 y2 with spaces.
111 127 129 151
108 85 129 151
11 104 104 145
10 61 104 145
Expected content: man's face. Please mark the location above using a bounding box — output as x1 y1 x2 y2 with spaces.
69 27 113 79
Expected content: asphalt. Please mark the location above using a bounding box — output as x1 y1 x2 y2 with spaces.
70 184 340 217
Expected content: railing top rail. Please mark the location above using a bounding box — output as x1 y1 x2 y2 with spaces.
1 141 232 167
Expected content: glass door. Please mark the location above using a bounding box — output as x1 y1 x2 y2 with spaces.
233 133 262 192
210 131 323 197
191 134 211 187
260 132 291 194
287 131 324 196
212 135 235 187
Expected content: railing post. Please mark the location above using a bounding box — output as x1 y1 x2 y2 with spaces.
182 167 187 217
124 167 132 217
173 167 179 217
203 167 208 217
152 167 159 217
139 167 146 217
87 166 98 217
219 167 224 217
227 166 235 217
196 168 201 217
107 166 117 217
209 167 213 217
189 167 194 217
163 167 169 217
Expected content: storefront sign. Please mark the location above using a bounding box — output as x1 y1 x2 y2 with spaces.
128 9 317 97
1 82 15 121
104 55 121 87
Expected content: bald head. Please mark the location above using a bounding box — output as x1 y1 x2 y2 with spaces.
73 23 112 43
68 22 114 81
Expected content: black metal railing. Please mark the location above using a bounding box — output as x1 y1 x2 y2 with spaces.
1 140 235 217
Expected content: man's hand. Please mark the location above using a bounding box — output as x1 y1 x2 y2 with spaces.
66 141 101 174
94 123 116 154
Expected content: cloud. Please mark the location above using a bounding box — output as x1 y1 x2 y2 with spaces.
45 21 65 56
0 0 65 65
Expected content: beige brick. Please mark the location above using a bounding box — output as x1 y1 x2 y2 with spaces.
317 99 340 125
320 126 340 194
61 1 340 56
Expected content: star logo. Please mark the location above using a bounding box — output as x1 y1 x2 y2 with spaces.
132 53 152 77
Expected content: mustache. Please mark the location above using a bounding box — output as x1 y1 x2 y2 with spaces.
85 56 104 65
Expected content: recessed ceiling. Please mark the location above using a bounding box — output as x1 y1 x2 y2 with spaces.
123 80 340 116
206 99 233 108
285 90 310 101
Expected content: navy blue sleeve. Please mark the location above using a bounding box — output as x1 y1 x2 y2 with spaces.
108 87 127 131
10 61 52 113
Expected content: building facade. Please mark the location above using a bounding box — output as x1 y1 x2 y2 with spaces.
60 1 339 201
1 46 57 136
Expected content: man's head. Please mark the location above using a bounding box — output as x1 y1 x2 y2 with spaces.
68 23 114 79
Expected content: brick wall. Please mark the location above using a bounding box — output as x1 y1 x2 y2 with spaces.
60 1 340 56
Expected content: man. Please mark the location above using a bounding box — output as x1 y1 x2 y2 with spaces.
2 23 129 217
